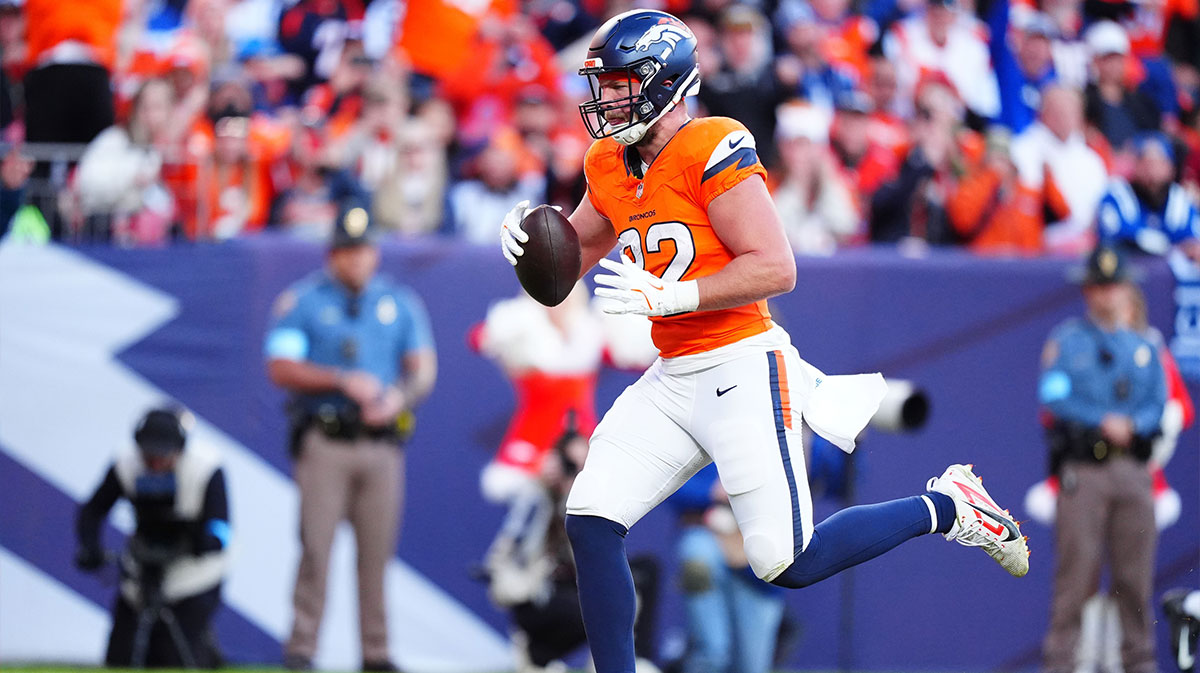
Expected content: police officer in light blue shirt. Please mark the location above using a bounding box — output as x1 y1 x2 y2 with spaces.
1039 245 1167 673
264 201 437 672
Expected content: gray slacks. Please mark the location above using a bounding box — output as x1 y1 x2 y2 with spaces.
286 428 404 663
1042 457 1156 673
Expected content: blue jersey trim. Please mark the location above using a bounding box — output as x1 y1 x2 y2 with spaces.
701 147 759 183
767 351 803 558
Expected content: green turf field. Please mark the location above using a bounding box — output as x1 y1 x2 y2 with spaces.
0 668 290 673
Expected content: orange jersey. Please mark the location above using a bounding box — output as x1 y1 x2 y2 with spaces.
584 117 773 358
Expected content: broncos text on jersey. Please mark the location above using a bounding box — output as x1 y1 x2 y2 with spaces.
584 116 773 357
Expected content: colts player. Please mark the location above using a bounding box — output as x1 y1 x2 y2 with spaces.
501 10 1029 673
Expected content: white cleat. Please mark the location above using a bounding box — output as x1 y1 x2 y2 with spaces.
927 463 1030 577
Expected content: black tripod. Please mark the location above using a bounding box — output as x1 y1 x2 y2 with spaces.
128 544 197 669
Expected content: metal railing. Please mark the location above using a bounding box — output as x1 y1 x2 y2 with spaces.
9 141 214 246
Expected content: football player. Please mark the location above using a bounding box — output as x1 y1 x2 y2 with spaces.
500 10 1030 673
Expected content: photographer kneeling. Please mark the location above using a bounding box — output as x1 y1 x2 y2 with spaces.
75 407 230 669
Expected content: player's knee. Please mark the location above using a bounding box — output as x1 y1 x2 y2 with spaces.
564 513 628 552
743 533 793 583
766 549 820 588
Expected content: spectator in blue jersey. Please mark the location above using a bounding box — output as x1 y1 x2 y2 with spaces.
1096 133 1200 256
994 12 1060 133
774 2 857 115
277 0 364 101
667 464 786 673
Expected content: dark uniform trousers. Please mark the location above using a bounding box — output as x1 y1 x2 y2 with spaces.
287 428 403 663
1043 457 1156 673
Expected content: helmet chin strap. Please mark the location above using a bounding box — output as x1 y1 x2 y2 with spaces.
613 120 652 146
611 70 701 146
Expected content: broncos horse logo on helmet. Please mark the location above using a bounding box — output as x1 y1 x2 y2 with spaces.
578 10 701 145
633 23 692 58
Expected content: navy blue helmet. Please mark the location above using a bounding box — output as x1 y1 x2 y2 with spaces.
578 10 701 145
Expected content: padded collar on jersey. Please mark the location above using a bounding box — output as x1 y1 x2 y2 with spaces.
621 118 695 180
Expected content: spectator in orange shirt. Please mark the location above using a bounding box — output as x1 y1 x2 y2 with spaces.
24 0 120 141
947 127 1072 254
863 56 910 158
870 77 985 245
438 12 562 144
195 112 261 239
830 90 901 208
300 38 373 137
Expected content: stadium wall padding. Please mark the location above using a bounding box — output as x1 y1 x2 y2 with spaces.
0 237 1194 672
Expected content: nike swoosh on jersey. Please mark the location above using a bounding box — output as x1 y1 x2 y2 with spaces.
716 385 737 397
728 137 744 149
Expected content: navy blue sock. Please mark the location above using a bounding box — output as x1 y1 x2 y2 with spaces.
926 491 957 534
565 514 637 673
770 496 935 589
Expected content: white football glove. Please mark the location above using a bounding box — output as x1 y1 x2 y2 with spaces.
500 201 566 266
500 200 530 266
593 256 699 317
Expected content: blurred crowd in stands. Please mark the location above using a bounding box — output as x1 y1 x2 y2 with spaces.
3 0 1200 256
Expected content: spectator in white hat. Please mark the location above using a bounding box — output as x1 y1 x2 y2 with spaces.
1083 21 1163 156
770 101 860 255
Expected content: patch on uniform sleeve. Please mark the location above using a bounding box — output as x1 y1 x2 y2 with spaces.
272 290 298 318
1134 344 1151 368
265 328 309 361
702 130 759 183
377 295 398 325
1039 371 1071 403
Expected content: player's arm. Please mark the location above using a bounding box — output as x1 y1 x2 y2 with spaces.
569 191 617 279
697 174 796 309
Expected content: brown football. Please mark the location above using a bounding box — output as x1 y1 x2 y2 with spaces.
515 205 581 307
